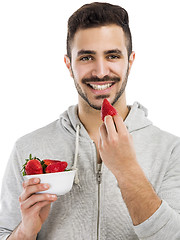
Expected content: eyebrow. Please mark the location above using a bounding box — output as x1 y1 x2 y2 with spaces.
77 48 123 57
104 49 123 56
77 50 96 57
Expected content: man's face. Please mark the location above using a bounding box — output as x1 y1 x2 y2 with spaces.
65 24 134 110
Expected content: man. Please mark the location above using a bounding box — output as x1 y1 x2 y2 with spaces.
0 2 180 240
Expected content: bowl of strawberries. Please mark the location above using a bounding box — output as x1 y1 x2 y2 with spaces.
22 154 76 196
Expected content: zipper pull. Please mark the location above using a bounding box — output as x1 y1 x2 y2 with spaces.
96 163 102 184
97 171 102 184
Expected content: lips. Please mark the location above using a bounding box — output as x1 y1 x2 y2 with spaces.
82 76 120 94
88 82 115 90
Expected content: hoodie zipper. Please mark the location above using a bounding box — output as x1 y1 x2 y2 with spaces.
96 163 102 240
92 141 102 240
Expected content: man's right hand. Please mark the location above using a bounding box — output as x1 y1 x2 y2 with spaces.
8 178 57 240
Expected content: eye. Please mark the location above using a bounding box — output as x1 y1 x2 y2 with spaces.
107 55 120 60
80 55 94 61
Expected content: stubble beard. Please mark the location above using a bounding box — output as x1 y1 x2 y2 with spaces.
72 68 129 111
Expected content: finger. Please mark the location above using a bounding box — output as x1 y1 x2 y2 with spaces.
22 178 40 188
99 122 108 139
28 200 52 214
113 115 128 135
20 193 57 211
20 183 50 202
104 115 117 138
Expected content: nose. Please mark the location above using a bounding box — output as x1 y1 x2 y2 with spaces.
92 58 110 79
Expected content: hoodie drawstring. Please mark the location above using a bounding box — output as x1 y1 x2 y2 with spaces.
72 124 81 186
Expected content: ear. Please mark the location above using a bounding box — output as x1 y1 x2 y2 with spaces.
128 51 135 74
64 55 73 77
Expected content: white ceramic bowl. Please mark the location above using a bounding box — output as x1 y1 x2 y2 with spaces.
24 170 76 196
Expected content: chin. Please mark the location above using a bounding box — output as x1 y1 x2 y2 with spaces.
87 101 102 111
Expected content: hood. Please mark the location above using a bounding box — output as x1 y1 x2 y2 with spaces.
125 102 152 133
60 101 152 137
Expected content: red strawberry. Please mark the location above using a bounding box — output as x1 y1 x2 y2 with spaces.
101 98 118 121
42 159 60 166
45 161 68 173
21 154 43 176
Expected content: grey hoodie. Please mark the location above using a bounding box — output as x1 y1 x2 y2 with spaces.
0 102 180 240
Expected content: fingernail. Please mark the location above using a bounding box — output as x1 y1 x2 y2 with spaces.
43 184 49 189
33 178 39 183
51 195 57 199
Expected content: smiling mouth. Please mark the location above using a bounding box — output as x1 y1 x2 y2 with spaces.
87 82 115 90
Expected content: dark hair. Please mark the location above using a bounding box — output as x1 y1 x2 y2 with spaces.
66 2 132 60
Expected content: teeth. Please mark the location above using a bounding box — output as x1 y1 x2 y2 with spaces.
89 83 113 90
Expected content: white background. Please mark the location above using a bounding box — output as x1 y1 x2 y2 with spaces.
0 0 180 189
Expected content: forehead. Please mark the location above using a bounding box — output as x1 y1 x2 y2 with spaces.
71 24 127 55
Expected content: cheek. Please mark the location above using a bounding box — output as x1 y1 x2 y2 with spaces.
115 62 129 79
72 63 91 81
71 64 81 80
109 61 127 75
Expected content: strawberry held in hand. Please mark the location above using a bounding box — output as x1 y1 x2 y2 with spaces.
21 154 43 176
101 98 118 121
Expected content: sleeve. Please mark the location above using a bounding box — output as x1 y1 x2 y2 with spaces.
133 140 180 239
0 143 24 239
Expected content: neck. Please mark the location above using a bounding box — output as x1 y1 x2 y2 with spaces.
78 94 129 136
